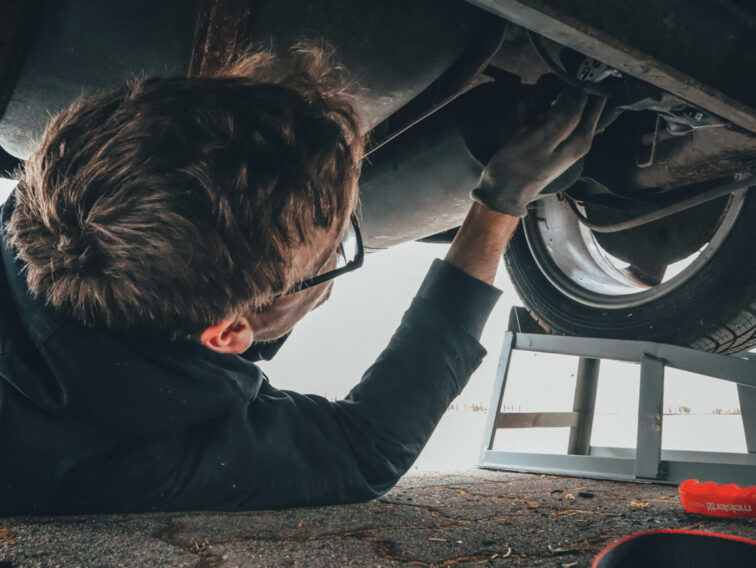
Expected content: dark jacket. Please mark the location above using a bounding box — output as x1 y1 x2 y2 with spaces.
0 195 500 514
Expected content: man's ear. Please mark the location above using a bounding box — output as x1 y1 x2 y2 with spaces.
200 316 254 354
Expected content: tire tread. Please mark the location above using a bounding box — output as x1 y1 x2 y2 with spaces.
506 193 756 355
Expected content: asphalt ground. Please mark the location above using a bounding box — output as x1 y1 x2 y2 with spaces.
1 470 754 567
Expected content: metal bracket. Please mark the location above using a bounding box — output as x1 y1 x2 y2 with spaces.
635 354 665 480
478 307 756 486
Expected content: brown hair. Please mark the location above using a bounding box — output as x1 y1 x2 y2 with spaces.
7 43 365 339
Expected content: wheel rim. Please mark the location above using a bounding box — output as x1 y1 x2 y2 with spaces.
523 190 748 309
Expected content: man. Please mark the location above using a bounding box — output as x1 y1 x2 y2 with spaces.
0 45 604 514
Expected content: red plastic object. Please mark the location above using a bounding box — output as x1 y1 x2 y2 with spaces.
678 479 756 518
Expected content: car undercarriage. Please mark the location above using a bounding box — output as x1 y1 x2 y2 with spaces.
1 0 755 352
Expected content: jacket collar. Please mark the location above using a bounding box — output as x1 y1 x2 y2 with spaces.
0 194 264 436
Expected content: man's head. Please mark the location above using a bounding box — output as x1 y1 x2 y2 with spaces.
7 44 365 350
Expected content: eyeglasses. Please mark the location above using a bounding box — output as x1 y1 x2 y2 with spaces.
283 215 364 296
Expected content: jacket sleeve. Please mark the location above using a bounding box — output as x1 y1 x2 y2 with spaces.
150 260 502 511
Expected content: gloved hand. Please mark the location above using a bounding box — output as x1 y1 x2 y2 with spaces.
471 89 606 217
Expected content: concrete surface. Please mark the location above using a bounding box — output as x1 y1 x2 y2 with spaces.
1 470 754 567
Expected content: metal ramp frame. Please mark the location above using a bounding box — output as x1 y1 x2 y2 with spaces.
478 307 756 486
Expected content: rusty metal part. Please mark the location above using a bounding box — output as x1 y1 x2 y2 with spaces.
630 127 756 190
466 0 756 134
575 107 756 199
526 30 613 97
0 0 46 124
488 23 551 85
569 175 756 233
188 0 252 77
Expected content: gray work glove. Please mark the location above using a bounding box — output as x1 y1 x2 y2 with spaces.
472 89 607 217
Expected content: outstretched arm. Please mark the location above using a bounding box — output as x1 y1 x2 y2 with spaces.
446 89 606 285
445 203 519 285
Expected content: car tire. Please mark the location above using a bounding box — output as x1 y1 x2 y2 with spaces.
504 190 756 354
